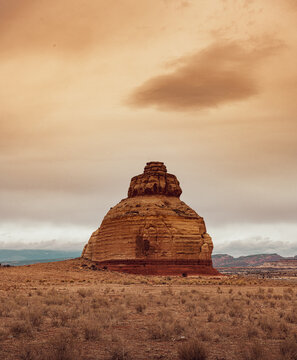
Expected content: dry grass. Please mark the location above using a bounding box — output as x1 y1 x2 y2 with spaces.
279 338 297 360
82 318 102 340
19 329 82 360
108 342 131 360
178 340 207 360
241 341 268 360
0 259 296 360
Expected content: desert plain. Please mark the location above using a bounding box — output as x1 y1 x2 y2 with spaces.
0 259 296 360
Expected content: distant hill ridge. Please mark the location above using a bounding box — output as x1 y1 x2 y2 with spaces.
212 253 297 268
0 249 81 266
1 250 296 267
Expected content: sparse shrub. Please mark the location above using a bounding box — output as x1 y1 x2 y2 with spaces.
10 320 32 337
0 327 7 340
111 304 128 322
47 330 82 360
258 316 275 336
279 338 297 360
178 340 207 360
27 308 44 328
161 287 174 296
148 319 184 340
77 288 93 298
196 330 210 342
68 306 80 320
279 320 289 338
148 323 167 340
82 319 101 340
228 304 242 318
94 310 113 329
283 288 294 295
59 310 71 326
48 306 69 327
215 326 231 338
173 320 184 336
207 313 214 322
0 302 8 317
18 345 38 360
135 303 146 313
231 318 238 327
44 295 65 306
186 302 196 313
280 301 286 310
180 296 187 305
109 343 131 360
242 341 267 360
285 311 297 324
91 296 109 308
157 309 173 321
269 301 276 308
246 325 259 339
14 296 28 306
199 302 208 312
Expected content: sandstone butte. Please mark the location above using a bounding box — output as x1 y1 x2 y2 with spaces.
82 162 219 275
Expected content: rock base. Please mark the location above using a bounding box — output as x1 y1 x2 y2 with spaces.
89 259 220 276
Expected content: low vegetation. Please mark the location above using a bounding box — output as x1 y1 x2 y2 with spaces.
0 259 296 359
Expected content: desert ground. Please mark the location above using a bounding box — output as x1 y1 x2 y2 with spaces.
0 259 296 360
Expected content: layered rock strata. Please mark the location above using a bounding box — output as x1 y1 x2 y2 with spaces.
82 162 218 275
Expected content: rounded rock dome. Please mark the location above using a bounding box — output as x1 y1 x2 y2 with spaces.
82 162 218 275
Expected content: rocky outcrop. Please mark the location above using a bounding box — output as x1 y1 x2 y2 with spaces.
82 162 218 275
128 162 182 198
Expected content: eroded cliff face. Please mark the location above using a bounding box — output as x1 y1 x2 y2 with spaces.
82 162 217 275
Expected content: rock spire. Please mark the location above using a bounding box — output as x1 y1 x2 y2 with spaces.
128 162 182 198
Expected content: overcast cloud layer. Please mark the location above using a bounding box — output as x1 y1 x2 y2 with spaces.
0 0 296 256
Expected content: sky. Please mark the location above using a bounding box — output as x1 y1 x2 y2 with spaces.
0 0 296 257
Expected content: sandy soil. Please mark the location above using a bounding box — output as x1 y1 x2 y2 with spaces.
0 259 296 360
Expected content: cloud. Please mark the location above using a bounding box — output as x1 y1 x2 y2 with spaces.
284 0 297 11
0 240 84 251
214 237 297 257
0 0 178 56
0 221 90 250
128 39 282 111
0 0 296 253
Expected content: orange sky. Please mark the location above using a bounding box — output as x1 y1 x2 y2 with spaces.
0 0 296 255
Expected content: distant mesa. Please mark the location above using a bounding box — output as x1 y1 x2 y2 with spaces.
82 161 219 275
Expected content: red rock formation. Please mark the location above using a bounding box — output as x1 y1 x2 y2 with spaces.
82 162 219 275
128 162 182 198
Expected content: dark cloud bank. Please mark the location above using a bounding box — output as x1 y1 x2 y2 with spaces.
128 40 282 111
